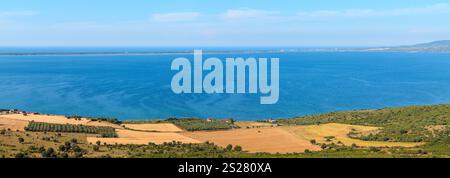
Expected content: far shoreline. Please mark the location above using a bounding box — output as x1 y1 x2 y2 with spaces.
3 102 450 122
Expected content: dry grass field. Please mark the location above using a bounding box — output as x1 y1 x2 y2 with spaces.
122 123 182 132
282 123 423 147
0 129 121 158
1 113 424 154
235 122 277 129
0 117 29 131
0 114 122 129
182 127 321 153
87 129 201 145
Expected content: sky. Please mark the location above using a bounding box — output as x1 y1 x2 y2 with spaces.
1 0 450 47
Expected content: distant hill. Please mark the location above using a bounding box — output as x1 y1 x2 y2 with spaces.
411 40 450 48
364 40 450 52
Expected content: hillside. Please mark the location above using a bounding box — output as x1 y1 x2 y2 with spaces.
278 104 449 156
366 40 450 52
411 40 450 47
1 104 449 158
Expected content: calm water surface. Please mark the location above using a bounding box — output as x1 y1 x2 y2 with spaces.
0 51 449 120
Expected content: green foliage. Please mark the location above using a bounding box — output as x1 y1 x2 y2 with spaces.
88 117 122 125
41 147 56 158
167 118 237 131
25 121 118 138
226 144 233 151
279 104 450 142
126 141 247 158
122 119 167 124
234 145 242 152
15 152 28 158
66 115 122 125
123 118 237 131
93 145 100 152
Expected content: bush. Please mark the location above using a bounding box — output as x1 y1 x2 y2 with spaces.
42 148 56 158
369 147 381 152
93 145 100 152
226 144 233 151
71 138 78 144
74 152 83 158
60 152 69 158
15 152 27 158
233 145 242 152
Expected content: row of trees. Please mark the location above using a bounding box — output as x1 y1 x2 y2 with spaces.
168 118 236 131
25 121 118 138
66 115 123 125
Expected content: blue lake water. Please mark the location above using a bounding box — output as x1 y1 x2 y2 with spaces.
0 51 450 120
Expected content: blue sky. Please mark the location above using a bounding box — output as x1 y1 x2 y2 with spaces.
1 0 450 46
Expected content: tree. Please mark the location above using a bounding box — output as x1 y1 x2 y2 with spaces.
233 145 242 152
38 147 46 153
74 152 83 158
15 152 27 158
72 145 82 153
59 145 67 152
71 138 78 144
93 145 100 152
18 137 25 143
42 148 56 158
60 152 69 158
226 144 233 151
96 141 101 146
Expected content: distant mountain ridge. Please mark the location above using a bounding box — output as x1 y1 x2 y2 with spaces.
374 40 450 52
410 40 450 48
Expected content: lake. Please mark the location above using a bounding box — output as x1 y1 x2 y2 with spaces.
1 50 449 120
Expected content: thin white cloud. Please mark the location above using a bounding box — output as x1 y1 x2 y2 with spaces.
221 8 280 20
0 10 39 18
297 3 450 19
151 12 200 22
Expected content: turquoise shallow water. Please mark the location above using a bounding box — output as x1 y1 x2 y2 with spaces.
0 50 450 120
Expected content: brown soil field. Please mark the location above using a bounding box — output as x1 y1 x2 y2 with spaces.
282 123 423 147
122 123 182 132
182 127 321 153
87 129 201 145
0 117 29 131
0 114 122 129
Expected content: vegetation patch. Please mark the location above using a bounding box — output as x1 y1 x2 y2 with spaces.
167 118 237 131
279 104 450 143
66 115 122 125
25 121 118 138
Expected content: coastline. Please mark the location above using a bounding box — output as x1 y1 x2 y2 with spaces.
1 48 449 57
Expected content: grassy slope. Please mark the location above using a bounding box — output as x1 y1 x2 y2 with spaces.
278 104 450 157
